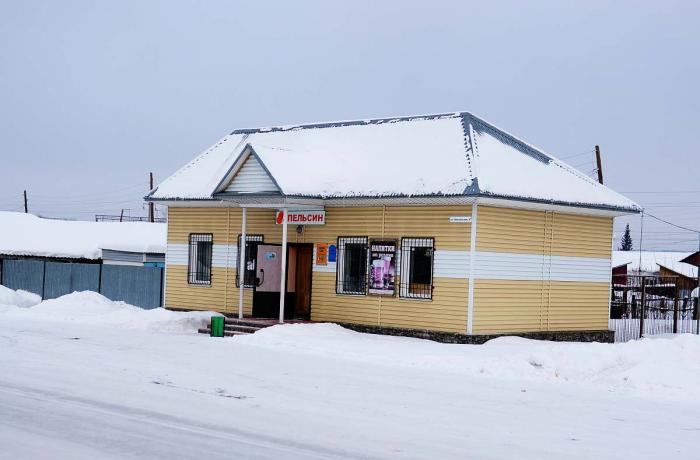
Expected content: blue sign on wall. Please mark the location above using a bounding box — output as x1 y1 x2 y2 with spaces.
328 244 337 263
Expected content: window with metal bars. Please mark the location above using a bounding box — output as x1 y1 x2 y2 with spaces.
236 234 264 288
399 237 434 299
336 236 368 295
188 234 213 285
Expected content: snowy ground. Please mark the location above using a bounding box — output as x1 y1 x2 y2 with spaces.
1 287 699 459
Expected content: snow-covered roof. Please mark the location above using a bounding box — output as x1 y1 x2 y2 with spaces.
148 112 640 212
612 250 694 273
0 212 166 260
657 261 698 279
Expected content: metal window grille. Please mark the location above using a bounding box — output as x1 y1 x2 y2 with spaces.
236 234 264 288
336 236 368 295
399 237 434 299
188 234 213 285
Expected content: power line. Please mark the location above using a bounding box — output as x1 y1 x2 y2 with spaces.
560 150 594 161
644 212 700 234
621 190 700 194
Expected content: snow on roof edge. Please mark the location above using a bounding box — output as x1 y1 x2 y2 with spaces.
149 110 641 212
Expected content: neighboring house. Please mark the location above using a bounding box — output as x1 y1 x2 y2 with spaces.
680 251 699 268
658 262 698 297
146 111 640 341
611 251 694 277
0 212 166 307
611 250 698 300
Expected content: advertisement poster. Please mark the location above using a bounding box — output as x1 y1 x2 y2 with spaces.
368 240 396 296
315 243 328 266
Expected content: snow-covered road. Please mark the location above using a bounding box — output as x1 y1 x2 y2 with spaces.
1 290 699 459
0 381 355 460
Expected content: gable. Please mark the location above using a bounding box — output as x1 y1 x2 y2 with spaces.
222 153 280 194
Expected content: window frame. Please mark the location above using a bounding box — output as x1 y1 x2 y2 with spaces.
399 237 435 300
236 234 264 288
335 236 369 295
187 233 213 286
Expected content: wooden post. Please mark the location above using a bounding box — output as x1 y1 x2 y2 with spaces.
23 190 28 213
238 207 247 319
119 209 124 222
595 145 604 184
149 172 155 223
279 208 288 324
639 276 646 338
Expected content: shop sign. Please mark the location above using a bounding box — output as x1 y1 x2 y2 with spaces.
448 216 471 224
275 210 326 225
315 243 328 266
368 240 397 296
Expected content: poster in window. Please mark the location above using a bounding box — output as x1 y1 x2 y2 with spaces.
368 240 396 296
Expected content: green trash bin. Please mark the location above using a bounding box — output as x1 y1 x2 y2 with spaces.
210 316 225 337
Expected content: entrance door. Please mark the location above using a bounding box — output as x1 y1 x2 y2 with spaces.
252 244 282 318
251 243 313 319
293 245 313 318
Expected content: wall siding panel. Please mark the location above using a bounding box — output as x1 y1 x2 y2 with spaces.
165 204 613 334
166 205 471 331
473 205 613 333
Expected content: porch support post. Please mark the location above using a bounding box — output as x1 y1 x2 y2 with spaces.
238 206 247 319
279 208 288 323
467 200 478 334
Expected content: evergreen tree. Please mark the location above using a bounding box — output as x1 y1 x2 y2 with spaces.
619 224 633 251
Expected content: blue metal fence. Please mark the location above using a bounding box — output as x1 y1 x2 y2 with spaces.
0 258 163 309
43 262 101 300
1 259 45 296
100 265 163 309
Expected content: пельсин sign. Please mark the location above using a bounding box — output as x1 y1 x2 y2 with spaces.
275 210 326 225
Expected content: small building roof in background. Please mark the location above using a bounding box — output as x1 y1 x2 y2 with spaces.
148 112 640 213
658 261 698 279
612 250 695 273
0 212 166 260
680 251 699 267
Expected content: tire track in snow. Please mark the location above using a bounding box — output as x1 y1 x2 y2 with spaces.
0 381 378 460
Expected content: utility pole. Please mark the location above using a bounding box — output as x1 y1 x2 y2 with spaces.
696 234 700 335
23 190 28 213
149 172 155 223
595 145 604 184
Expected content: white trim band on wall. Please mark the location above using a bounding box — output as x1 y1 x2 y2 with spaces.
166 243 612 284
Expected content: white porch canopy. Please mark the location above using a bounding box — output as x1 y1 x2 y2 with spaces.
236 202 324 323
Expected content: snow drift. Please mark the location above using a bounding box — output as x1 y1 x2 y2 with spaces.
0 288 219 332
238 322 700 398
0 285 41 308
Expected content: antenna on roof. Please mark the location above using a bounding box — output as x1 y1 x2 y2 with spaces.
595 145 604 184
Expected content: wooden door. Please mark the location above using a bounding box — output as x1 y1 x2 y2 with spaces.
294 245 313 317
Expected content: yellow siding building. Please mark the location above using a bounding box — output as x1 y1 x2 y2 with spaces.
148 112 639 341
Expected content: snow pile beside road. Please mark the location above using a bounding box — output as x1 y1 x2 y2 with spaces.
240 323 700 397
0 285 41 308
0 289 219 332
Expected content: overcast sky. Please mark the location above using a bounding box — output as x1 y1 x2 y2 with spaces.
1 1 698 250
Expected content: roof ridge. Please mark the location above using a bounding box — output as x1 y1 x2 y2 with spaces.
230 111 463 135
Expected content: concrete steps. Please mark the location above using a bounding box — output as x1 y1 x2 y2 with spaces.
198 317 276 337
